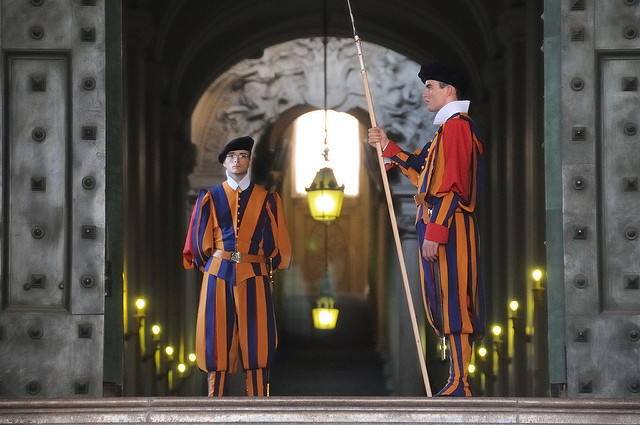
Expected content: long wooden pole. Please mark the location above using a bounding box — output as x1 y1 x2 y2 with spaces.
345 0 432 397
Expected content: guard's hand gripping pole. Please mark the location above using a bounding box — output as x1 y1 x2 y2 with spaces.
346 0 432 397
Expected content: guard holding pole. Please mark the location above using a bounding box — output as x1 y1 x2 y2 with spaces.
346 0 486 397
368 61 486 397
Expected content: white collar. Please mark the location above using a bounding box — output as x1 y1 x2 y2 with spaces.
433 100 470 125
226 170 251 191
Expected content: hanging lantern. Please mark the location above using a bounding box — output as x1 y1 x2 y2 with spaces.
311 267 339 330
305 167 344 222
312 296 339 330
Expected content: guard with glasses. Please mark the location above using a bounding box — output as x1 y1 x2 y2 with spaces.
183 136 292 396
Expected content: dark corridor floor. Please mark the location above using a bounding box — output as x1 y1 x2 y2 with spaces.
225 295 390 396
271 295 389 396
269 342 389 396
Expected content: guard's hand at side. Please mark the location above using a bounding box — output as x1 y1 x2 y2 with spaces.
422 239 440 262
368 127 389 150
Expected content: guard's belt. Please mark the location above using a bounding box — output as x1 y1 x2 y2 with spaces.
213 250 266 264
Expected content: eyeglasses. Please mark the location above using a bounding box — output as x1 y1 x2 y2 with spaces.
225 153 250 161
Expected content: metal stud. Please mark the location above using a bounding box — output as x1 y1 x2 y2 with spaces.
80 27 96 42
30 76 46 92
570 27 585 41
570 0 586 11
81 275 95 288
28 327 43 340
626 274 639 289
30 0 44 6
26 381 41 395
571 126 586 141
81 126 97 140
624 177 638 192
82 176 96 190
81 225 97 239
81 0 96 5
575 329 589 342
622 77 638 91
628 382 640 393
578 380 593 393
627 328 640 342
573 226 587 240
624 0 638 5
74 381 89 395
625 227 638 241
572 176 586 190
78 324 93 339
31 127 47 142
574 274 588 289
26 274 46 290
29 25 44 40
571 77 585 91
31 225 45 239
623 26 638 40
31 177 46 192
82 77 96 91
623 122 637 136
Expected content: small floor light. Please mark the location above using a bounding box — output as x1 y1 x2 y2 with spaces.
312 296 339 330
312 270 339 330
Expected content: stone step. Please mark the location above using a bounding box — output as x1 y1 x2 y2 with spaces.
0 397 639 424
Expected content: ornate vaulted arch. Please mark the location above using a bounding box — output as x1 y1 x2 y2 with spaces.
189 37 435 191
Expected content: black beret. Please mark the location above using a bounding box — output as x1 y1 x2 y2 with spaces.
218 136 254 163
418 62 468 94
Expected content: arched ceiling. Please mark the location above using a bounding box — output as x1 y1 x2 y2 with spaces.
133 0 506 114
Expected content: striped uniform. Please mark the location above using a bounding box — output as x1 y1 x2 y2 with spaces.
382 113 485 396
183 181 291 396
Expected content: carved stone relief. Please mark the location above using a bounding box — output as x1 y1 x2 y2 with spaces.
189 37 437 190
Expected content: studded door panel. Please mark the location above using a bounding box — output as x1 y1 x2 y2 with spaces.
0 0 105 397
562 0 640 398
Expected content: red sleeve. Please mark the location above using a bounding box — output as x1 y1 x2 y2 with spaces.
382 141 402 158
437 118 472 200
381 141 402 171
182 201 198 269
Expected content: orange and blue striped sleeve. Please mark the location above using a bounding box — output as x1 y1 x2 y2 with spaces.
265 192 291 270
189 189 216 270
382 141 429 188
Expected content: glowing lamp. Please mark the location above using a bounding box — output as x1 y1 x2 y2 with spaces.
306 167 344 222
532 269 543 281
509 300 519 312
492 325 502 337
136 298 145 310
312 296 339 329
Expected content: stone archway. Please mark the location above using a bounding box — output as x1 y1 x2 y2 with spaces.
188 37 435 192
